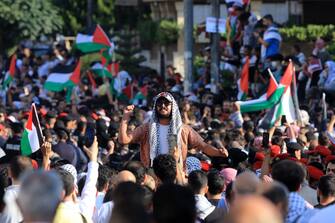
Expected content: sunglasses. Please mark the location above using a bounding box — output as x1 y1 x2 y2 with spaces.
327 168 335 173
156 100 171 107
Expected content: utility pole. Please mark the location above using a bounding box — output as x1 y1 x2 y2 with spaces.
184 0 193 93
87 0 93 30
210 0 220 94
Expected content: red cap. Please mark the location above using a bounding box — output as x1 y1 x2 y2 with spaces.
315 146 331 157
325 155 335 164
253 161 263 170
201 161 212 172
271 145 281 157
255 152 265 161
91 113 99 120
307 165 324 181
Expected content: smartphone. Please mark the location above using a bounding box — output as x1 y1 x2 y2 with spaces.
85 125 96 147
262 132 270 149
168 134 178 155
281 115 287 125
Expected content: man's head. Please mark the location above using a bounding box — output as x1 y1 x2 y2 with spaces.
17 170 63 222
188 170 208 195
123 161 146 185
260 181 289 220
9 156 33 181
262 14 274 27
233 171 260 198
57 169 75 199
207 171 225 196
97 165 113 192
153 154 177 184
115 170 136 185
326 160 335 176
286 142 303 160
272 160 305 192
317 175 335 201
227 195 282 223
155 95 173 119
153 184 196 223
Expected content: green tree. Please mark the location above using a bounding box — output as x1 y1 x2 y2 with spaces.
115 31 146 77
53 0 115 36
0 0 63 52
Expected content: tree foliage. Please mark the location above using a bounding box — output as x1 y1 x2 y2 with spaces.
0 0 63 51
53 0 115 36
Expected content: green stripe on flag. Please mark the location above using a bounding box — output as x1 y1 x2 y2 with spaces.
75 43 109 54
21 130 32 156
240 86 285 113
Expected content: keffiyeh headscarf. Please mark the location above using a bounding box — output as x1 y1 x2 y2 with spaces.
149 92 183 165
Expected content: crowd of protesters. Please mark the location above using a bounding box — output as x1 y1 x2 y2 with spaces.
0 1 335 223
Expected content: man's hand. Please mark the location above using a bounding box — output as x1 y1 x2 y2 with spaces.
172 147 180 162
218 147 229 157
41 141 53 158
122 105 135 121
83 136 99 162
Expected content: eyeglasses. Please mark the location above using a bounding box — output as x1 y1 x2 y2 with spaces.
156 100 171 107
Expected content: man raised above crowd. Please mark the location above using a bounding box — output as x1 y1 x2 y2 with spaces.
118 92 228 167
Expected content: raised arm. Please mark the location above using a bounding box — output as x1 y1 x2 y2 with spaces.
118 105 135 144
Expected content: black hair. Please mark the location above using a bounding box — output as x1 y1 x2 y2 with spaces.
123 161 146 184
272 160 305 192
262 182 289 207
97 165 113 192
153 184 196 223
113 182 145 206
56 169 74 197
263 14 274 22
10 156 33 180
318 175 335 198
153 154 176 184
188 170 208 194
318 132 329 146
207 170 225 195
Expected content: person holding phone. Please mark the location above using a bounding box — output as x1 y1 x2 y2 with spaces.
119 92 229 168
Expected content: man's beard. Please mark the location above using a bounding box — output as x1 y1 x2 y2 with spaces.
156 108 172 119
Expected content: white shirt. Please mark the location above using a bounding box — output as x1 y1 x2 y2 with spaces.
3 184 22 223
94 201 114 223
158 124 169 155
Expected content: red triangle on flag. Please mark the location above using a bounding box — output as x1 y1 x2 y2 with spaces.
122 84 133 99
240 57 249 94
69 62 81 85
93 25 111 47
9 54 16 77
280 61 293 87
140 85 148 97
25 108 33 131
266 71 278 98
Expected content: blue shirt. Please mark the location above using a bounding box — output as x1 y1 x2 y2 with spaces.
265 38 280 58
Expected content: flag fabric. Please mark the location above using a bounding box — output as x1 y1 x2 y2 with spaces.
21 104 43 156
237 57 249 101
75 25 113 54
44 62 81 92
91 62 113 78
87 71 97 89
238 61 294 113
3 54 16 88
258 86 296 129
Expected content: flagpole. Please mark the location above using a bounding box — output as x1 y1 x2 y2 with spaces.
267 68 278 87
291 61 302 125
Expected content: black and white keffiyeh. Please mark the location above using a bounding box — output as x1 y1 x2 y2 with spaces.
149 92 183 165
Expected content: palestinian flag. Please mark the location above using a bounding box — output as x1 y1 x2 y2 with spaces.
91 62 113 78
259 85 296 129
237 57 249 101
3 54 16 88
75 25 113 54
44 62 81 92
21 104 43 156
238 62 293 113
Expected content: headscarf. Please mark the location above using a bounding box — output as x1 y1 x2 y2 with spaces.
149 92 183 165
325 61 335 87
